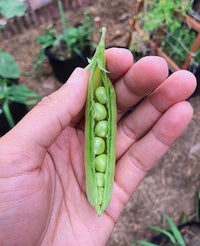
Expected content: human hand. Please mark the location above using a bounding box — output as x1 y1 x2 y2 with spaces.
0 49 196 246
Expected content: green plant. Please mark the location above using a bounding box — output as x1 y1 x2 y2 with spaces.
129 0 199 69
135 0 191 33
84 27 117 217
160 24 199 67
0 79 40 128
56 0 93 58
0 50 20 78
28 1 93 77
0 51 40 128
0 1 40 129
50 10 93 60
132 214 186 246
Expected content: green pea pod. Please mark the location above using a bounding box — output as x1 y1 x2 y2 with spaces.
85 27 117 216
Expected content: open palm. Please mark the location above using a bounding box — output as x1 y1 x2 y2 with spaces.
0 49 196 246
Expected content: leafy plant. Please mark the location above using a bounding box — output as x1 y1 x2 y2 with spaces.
0 0 39 130
28 1 93 78
0 79 40 128
56 0 93 58
129 0 199 69
135 0 192 33
0 0 26 18
160 24 199 67
0 51 40 128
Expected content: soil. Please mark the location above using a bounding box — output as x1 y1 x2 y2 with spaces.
1 0 200 245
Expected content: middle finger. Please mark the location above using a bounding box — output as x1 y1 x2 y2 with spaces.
114 56 169 120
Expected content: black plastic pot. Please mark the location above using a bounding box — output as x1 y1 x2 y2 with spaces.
45 45 91 83
0 102 28 136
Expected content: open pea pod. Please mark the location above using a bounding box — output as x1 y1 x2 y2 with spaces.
85 27 117 216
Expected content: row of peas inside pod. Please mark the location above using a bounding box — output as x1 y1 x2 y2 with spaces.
93 86 109 204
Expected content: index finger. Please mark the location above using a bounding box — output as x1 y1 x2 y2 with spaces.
104 49 169 119
105 48 134 81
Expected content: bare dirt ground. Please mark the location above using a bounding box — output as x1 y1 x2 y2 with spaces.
1 0 200 245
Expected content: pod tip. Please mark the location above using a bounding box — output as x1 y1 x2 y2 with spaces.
99 27 106 46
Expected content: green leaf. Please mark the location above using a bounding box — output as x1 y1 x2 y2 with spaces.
37 29 55 48
2 100 15 128
149 224 176 243
54 1 93 58
73 46 84 59
0 50 20 78
6 84 41 105
138 0 190 34
162 214 186 246
132 240 159 246
0 0 26 18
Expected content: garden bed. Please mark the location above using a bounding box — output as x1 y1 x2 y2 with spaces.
1 0 200 245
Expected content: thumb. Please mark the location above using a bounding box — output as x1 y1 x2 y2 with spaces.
0 68 88 163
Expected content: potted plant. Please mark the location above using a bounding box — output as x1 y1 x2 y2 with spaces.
29 0 94 83
0 50 41 136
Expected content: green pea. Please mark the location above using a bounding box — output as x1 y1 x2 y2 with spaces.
96 172 105 188
95 86 107 104
94 137 105 155
93 103 107 121
95 154 107 172
95 121 108 138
